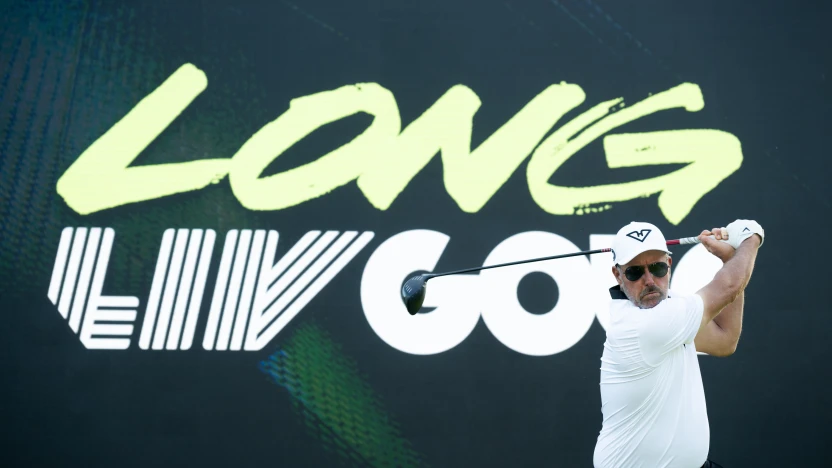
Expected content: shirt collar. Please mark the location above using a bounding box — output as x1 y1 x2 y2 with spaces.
608 285 672 301
609 285 628 300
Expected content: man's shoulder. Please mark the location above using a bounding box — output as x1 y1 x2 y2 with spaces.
667 289 696 300
638 293 705 333
661 290 703 311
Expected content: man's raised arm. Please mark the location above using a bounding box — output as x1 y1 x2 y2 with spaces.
695 220 764 342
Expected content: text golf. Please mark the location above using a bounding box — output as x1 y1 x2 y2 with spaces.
49 227 721 355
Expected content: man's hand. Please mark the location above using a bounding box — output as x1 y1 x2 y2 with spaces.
699 228 735 263
725 219 765 249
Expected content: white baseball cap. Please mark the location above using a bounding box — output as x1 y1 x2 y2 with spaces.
610 221 672 266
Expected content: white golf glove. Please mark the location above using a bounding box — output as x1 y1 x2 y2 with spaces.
724 219 764 249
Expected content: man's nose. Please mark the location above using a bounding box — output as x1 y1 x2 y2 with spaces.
643 272 656 286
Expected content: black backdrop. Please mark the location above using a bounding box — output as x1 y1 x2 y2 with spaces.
2 0 830 466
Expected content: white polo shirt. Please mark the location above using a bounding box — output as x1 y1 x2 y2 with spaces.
593 286 708 468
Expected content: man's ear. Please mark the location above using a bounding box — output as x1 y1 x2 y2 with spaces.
612 265 622 285
667 255 673 269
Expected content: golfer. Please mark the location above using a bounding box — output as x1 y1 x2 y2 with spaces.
593 219 764 468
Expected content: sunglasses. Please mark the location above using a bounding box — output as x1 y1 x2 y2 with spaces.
623 262 669 282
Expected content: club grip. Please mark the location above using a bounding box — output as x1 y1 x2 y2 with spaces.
666 236 702 246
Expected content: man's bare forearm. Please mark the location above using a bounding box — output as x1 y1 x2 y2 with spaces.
712 235 761 304
713 290 744 348
709 235 759 350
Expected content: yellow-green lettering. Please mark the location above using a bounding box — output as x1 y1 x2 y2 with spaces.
56 63 741 226
56 64 231 215
358 83 586 212
527 83 741 224
229 83 400 211
602 129 742 224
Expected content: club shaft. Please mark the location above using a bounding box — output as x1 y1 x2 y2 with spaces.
428 248 610 279
426 237 702 280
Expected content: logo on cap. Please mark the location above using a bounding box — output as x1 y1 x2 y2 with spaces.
626 229 652 242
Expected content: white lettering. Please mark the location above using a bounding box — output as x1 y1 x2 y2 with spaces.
360 230 480 355
140 229 216 350
669 243 723 294
48 227 139 350
203 229 374 351
361 230 717 356
480 231 596 356
589 234 617 331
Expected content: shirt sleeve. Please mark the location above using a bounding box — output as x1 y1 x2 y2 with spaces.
637 293 705 366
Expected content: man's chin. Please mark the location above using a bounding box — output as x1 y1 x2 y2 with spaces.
638 293 664 309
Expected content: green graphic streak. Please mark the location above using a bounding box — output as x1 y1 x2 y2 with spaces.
258 323 429 468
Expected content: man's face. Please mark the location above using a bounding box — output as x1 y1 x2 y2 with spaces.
612 250 672 309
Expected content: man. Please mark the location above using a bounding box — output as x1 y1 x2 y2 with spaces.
593 219 764 468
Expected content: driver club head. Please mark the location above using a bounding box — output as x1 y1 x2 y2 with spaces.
401 275 428 315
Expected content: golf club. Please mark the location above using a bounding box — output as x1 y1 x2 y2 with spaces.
401 236 703 315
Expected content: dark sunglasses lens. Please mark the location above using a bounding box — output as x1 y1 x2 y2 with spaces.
649 262 669 278
624 262 668 281
625 266 644 281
